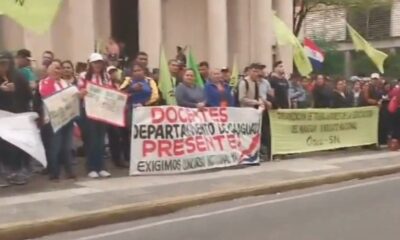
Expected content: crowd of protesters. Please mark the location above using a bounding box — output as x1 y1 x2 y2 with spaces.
0 43 400 187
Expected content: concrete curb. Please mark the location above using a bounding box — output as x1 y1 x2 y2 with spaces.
2 164 400 240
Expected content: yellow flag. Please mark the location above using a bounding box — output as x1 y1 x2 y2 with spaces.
347 23 388 73
0 0 62 34
229 54 239 88
272 14 313 76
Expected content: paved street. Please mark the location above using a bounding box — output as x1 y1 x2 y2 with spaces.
36 174 400 240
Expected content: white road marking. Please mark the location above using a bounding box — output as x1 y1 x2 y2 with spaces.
73 175 400 240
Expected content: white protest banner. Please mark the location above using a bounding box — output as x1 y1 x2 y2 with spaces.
130 106 262 175
0 110 47 167
85 83 128 127
43 86 80 132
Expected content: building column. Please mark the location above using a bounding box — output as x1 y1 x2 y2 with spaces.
207 0 228 68
68 0 96 62
139 0 162 70
250 0 273 70
344 50 352 78
275 0 294 73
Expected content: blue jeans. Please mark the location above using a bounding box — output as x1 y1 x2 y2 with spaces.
44 123 74 178
80 114 106 172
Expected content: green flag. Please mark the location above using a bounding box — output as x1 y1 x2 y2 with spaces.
0 0 62 34
159 47 176 105
186 48 204 88
347 23 388 73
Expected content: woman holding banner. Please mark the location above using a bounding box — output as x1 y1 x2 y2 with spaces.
78 53 112 179
38 60 76 180
119 63 159 163
176 69 206 109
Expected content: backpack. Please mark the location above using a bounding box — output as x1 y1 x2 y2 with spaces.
233 78 249 107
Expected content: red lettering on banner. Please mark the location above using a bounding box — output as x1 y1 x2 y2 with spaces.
208 108 219 122
143 140 156 157
151 107 164 124
219 108 228 122
195 136 207 152
212 135 225 150
174 139 185 156
166 107 178 123
186 137 196 154
151 107 229 125
158 140 173 157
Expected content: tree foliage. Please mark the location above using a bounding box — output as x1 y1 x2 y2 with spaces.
293 0 393 36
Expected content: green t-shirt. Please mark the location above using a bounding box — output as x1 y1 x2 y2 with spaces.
19 67 37 82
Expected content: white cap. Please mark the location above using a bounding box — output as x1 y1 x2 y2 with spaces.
89 53 104 63
371 73 380 79
107 66 117 73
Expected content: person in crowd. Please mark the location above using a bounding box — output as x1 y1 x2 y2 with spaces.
176 68 206 109
204 68 234 107
199 61 210 84
78 53 112 179
351 80 362 107
176 46 187 66
133 52 150 77
269 61 290 109
124 63 158 107
119 63 160 161
0 51 33 187
362 73 387 145
331 79 352 108
152 68 160 83
298 76 313 108
254 64 272 160
379 81 392 145
289 74 307 109
61 60 77 85
38 60 76 180
15 49 37 89
169 59 182 85
106 54 123 84
238 63 263 108
221 67 231 84
75 62 88 75
313 74 332 108
388 87 400 146
105 37 120 58
36 51 55 79
106 65 129 168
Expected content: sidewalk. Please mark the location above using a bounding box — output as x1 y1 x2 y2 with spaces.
2 149 400 240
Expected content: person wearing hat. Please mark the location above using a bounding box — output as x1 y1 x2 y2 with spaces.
104 65 129 169
15 49 37 89
0 51 33 187
78 53 112 179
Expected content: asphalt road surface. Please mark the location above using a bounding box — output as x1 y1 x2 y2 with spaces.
36 174 400 240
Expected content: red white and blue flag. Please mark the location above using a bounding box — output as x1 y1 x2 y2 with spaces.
304 38 325 70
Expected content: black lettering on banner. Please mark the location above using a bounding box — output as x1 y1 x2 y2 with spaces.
182 157 206 171
207 155 232 167
137 159 181 173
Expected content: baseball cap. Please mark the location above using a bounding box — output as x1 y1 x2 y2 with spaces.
0 52 9 62
371 73 380 79
106 65 117 74
89 53 104 63
16 49 33 60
